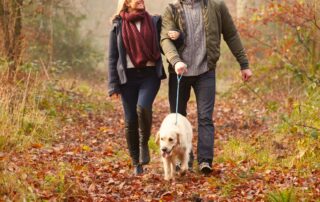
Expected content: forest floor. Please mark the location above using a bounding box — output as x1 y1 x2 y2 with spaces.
1 78 319 201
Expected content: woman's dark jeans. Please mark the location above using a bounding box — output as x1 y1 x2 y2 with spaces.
169 70 216 165
120 67 160 123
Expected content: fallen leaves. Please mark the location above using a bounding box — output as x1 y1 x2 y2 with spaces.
161 191 174 201
81 145 92 152
103 146 114 156
99 126 114 135
0 152 5 160
1 91 320 201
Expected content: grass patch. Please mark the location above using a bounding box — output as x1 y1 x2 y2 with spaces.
114 149 130 160
103 147 131 166
221 138 256 163
221 183 235 197
149 136 159 155
267 188 297 202
280 136 320 172
0 75 112 152
0 171 37 201
0 77 57 152
0 160 37 201
207 174 239 198
219 137 276 167
41 162 76 199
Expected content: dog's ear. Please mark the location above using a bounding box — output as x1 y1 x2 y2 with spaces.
176 132 180 145
155 131 160 144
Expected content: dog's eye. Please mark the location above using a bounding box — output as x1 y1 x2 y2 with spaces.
169 138 173 142
160 138 164 141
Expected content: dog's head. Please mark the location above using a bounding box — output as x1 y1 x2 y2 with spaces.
156 127 181 158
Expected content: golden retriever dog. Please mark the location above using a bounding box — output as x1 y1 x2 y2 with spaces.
156 113 193 180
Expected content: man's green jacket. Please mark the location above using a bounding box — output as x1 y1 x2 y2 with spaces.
160 0 249 72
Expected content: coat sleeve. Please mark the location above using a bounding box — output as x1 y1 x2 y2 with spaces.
157 16 184 54
108 23 121 96
160 6 183 66
220 0 249 70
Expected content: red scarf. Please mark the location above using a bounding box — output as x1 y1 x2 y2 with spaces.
120 11 160 68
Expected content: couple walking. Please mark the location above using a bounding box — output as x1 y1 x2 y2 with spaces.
108 0 252 175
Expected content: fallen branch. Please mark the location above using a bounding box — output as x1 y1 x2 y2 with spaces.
242 82 268 106
295 123 320 131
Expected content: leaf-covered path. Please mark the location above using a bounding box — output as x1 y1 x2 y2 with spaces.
3 88 320 201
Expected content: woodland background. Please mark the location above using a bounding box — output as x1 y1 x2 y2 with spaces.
0 0 319 201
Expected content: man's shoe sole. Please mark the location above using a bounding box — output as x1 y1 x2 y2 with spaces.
200 167 212 174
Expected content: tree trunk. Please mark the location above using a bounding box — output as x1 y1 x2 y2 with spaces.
0 0 24 81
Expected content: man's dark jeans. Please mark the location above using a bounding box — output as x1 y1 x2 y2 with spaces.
169 70 215 165
120 67 160 123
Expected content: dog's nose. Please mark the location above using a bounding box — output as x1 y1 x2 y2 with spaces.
161 148 167 152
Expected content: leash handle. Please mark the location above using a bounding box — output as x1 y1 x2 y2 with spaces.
175 74 183 125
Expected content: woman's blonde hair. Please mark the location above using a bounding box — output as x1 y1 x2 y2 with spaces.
112 0 129 21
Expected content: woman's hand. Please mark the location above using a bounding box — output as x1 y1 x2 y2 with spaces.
168 30 180 40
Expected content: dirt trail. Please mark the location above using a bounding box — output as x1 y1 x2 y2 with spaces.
5 92 319 201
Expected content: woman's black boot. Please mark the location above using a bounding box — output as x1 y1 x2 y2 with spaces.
137 106 152 165
124 121 141 174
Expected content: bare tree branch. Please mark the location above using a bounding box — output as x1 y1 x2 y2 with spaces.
248 34 320 85
295 123 320 131
295 29 312 54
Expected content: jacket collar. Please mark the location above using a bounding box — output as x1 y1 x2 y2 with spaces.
179 0 207 6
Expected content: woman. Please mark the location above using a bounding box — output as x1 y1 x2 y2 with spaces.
108 0 183 175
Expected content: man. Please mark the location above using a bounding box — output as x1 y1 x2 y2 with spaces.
161 0 253 174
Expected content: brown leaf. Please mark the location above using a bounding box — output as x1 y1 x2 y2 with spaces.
31 143 43 149
118 182 125 190
0 152 5 160
107 178 115 185
88 183 96 192
103 146 114 156
65 151 74 155
161 191 174 201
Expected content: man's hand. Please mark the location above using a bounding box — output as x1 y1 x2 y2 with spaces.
168 30 180 40
174 62 187 75
241 69 252 81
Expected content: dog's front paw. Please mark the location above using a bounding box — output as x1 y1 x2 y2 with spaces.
164 174 175 181
164 176 172 181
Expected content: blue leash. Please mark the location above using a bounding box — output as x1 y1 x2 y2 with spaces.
175 74 183 125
